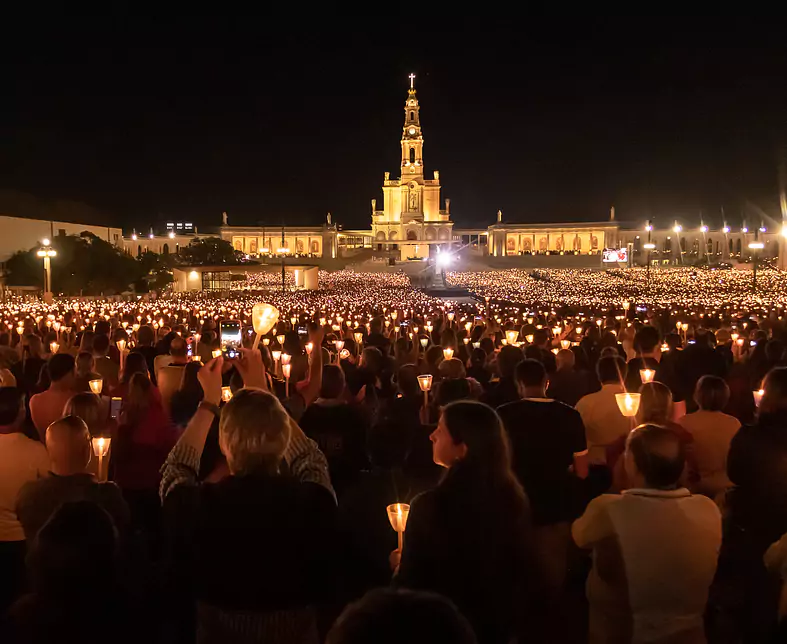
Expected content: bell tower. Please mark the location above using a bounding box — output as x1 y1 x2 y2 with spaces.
401 73 423 177
372 74 452 261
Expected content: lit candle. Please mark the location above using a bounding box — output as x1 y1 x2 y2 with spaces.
615 392 641 417
387 502 410 551
91 436 112 482
753 389 765 407
443 347 454 360
221 386 233 403
640 369 655 384
506 329 519 345
417 374 433 411
89 379 103 395
560 339 571 350
50 341 59 354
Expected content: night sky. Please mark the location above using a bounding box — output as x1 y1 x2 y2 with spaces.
1 17 785 232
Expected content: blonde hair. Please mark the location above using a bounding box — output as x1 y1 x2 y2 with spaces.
219 389 291 475
63 392 104 435
637 381 673 425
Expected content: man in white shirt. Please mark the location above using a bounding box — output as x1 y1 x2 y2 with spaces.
0 382 50 611
575 356 630 463
573 424 721 644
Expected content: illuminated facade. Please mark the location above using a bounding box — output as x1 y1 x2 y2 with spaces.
371 75 454 259
488 221 617 257
118 77 787 269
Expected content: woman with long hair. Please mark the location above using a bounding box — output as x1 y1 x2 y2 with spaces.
114 370 178 538
111 352 154 401
395 400 536 644
63 392 112 439
169 361 203 429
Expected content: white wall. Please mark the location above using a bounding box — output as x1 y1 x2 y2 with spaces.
0 215 122 262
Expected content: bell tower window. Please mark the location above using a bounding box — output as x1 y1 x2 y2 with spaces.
410 111 415 121
409 148 415 164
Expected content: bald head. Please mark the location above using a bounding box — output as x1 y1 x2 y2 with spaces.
46 415 91 476
170 336 188 360
625 424 685 490
556 349 575 371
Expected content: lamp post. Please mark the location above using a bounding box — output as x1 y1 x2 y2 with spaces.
36 239 57 299
280 227 286 292
749 226 765 292
644 221 655 285
700 222 709 265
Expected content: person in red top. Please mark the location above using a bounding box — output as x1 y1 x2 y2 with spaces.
113 369 178 536
110 352 157 403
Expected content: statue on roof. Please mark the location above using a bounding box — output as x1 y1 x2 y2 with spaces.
222 211 228 226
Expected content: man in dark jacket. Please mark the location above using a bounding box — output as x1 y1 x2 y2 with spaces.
498 359 588 597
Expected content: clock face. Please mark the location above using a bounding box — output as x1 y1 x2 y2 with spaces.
408 127 416 136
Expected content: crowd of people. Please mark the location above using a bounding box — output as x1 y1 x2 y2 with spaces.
0 268 787 642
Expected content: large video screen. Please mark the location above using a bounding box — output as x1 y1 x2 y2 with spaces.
602 248 628 263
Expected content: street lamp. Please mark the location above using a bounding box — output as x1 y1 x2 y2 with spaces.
278 226 287 292
643 220 655 282
700 223 709 264
36 239 57 297
748 226 765 291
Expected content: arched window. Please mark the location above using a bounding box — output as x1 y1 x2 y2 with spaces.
137 245 142 258
735 238 742 254
728 239 733 254
410 111 415 121
163 243 169 255
409 147 415 164
680 237 687 252
706 238 713 254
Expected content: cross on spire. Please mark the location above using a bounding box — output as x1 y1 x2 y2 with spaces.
409 73 415 89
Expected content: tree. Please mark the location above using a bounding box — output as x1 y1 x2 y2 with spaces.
177 237 242 265
135 250 175 293
5 232 146 295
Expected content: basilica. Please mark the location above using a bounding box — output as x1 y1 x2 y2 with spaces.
146 76 781 268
